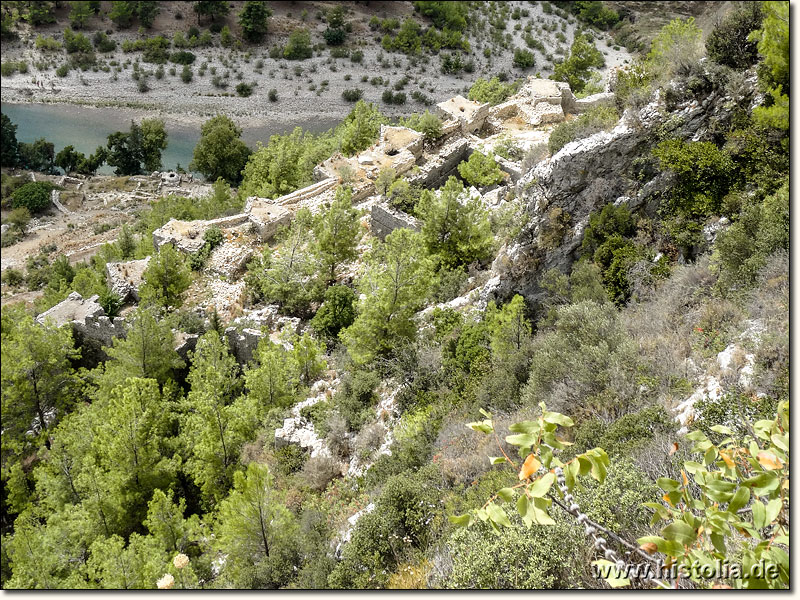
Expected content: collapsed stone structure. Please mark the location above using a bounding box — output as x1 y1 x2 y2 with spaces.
105 256 151 302
36 291 198 364
36 76 610 367
370 203 420 240
37 291 126 349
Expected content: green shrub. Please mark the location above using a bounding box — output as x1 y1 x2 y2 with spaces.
334 369 380 431
652 139 734 220
1 267 24 287
551 33 604 93
399 110 443 141
713 180 789 293
170 50 195 65
457 151 505 187
235 82 255 97
574 1 620 30
693 391 779 439
572 405 677 457
341 88 363 102
581 204 636 256
10 182 56 213
92 31 116 52
328 468 440 588
549 105 619 155
180 64 192 83
268 88 278 102
512 48 535 69
284 28 313 60
444 507 582 588
521 300 642 419
468 76 520 105
705 2 763 69
35 35 62 51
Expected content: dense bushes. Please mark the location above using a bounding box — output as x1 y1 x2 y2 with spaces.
521 300 642 420
468 77 520 105
713 181 789 294
329 468 441 588
457 151 505 187
399 111 443 141
445 508 583 588
551 34 604 93
169 50 195 65
341 88 363 102
418 177 493 269
706 2 763 69
10 181 56 213
653 139 734 253
512 48 535 70
283 28 313 60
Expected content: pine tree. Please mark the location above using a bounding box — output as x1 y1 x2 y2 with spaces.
140 243 191 308
213 462 298 587
1 311 80 457
104 307 185 385
313 187 361 284
291 331 327 386
342 228 433 364
181 331 252 504
238 1 271 43
245 337 293 411
418 176 493 268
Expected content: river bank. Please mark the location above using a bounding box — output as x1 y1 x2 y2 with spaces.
2 101 341 174
0 1 632 130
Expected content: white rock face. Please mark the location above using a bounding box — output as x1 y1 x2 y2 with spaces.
275 379 339 459
675 320 762 433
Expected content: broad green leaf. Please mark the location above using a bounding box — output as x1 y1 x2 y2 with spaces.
564 460 578 491
497 487 515 503
478 408 492 419
517 495 531 526
710 424 734 435
770 434 788 451
505 433 537 449
486 502 512 528
765 498 782 525
657 477 680 492
743 473 780 496
508 421 540 434
751 500 766 529
637 535 684 557
528 472 555 498
662 521 696 546
704 478 736 503
467 420 493 434
541 410 574 427
531 496 555 525
489 456 507 465
710 532 726 554
448 513 471 527
728 487 750 514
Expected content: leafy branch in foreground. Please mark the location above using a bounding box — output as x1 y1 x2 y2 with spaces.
450 401 789 589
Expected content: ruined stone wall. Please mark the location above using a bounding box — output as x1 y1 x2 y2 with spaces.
370 203 420 240
407 138 472 189
273 177 338 206
106 257 151 302
224 326 266 365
